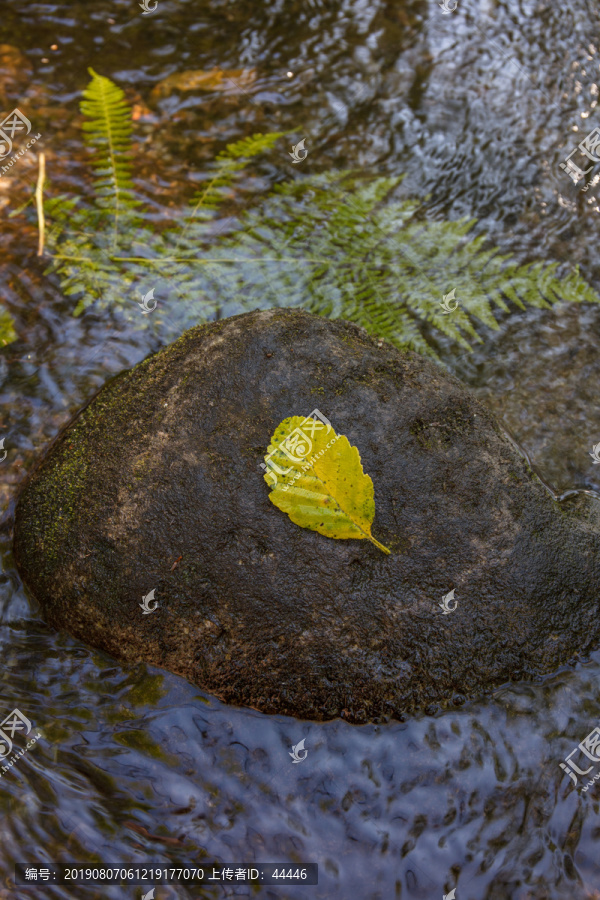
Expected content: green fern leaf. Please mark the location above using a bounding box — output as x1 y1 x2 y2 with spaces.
36 72 600 360
80 68 140 245
0 306 17 347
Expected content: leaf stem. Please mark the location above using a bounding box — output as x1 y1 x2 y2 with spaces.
49 254 336 264
369 535 391 555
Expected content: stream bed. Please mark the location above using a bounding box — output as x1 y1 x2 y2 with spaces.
1 0 600 897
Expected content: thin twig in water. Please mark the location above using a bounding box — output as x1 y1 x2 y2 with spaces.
36 152 46 256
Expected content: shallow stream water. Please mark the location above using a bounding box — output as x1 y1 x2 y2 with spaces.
2 0 600 897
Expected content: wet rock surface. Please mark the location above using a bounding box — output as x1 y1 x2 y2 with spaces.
13 308 600 722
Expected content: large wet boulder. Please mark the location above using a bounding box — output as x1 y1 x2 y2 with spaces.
13 308 600 723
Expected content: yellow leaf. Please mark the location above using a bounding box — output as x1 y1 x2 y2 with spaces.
263 414 390 554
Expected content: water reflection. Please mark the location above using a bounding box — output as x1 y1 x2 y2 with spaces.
3 617 600 898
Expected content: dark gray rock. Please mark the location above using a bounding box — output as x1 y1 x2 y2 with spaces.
13 308 600 722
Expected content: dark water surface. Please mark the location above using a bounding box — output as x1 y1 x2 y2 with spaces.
2 0 600 897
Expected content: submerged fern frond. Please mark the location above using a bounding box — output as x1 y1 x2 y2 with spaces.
173 131 286 256
39 72 600 359
187 132 285 218
0 307 16 347
194 171 596 359
80 68 140 247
